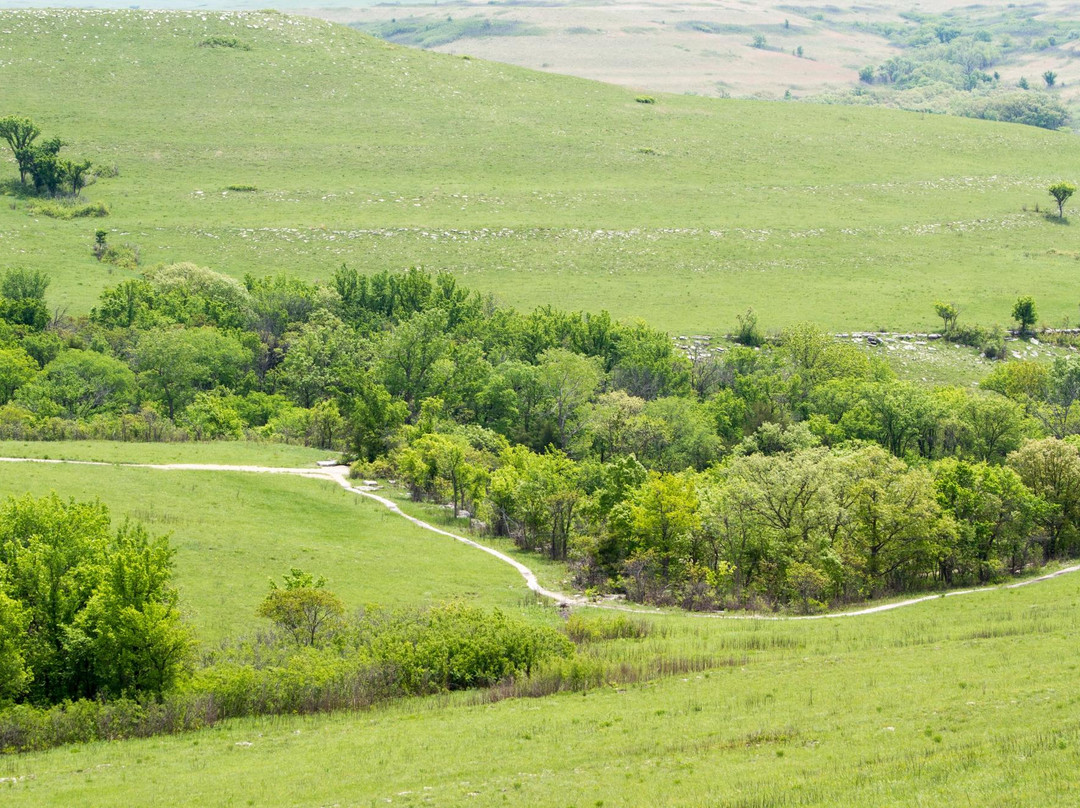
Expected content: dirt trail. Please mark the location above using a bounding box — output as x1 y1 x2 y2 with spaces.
4 457 1078 619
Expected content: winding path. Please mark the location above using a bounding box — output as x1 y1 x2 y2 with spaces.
4 456 1078 620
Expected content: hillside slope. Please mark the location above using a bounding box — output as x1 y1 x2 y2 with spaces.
1 9 1079 331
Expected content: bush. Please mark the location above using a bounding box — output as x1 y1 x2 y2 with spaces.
0 694 217 753
982 327 1007 359
198 36 251 50
225 184 257 192
734 307 765 347
563 613 652 643
635 95 656 104
100 243 139 270
26 199 109 219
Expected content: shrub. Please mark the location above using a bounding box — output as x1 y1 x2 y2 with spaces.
734 307 765 347
100 243 139 270
982 327 1007 359
635 95 656 104
198 36 251 50
225 184 257 192
26 199 108 219
563 613 652 643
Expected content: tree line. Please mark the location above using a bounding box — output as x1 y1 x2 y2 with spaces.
4 264 1080 611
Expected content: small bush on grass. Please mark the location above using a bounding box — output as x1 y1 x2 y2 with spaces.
100 243 140 270
198 36 252 50
26 199 108 219
564 613 652 643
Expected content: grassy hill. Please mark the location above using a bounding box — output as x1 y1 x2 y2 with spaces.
1 9 1080 333
0 450 537 641
2 554 1078 805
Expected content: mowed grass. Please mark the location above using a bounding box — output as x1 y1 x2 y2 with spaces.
1 10 1080 332
0 439 335 467
1 571 1078 805
0 460 533 641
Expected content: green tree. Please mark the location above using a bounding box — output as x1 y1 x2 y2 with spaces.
0 115 40 184
91 279 157 328
142 263 254 330
734 307 765 347
845 447 942 593
1043 70 1057 87
181 391 244 439
375 309 453 416
0 587 29 703
71 521 193 697
0 268 49 331
61 158 93 196
1008 438 1080 560
613 470 701 582
0 494 190 703
397 432 491 513
273 311 360 409
16 350 136 418
257 569 344 647
25 136 65 195
347 375 408 461
0 345 37 405
611 321 691 400
537 347 603 451
935 388 1029 463
934 458 1042 583
487 445 583 559
1011 296 1037 336
933 301 959 333
1049 181 1076 218
134 327 253 418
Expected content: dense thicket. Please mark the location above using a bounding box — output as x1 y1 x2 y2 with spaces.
4 264 1080 613
0 494 192 705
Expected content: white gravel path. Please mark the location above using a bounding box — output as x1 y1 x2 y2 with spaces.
5 456 1077 619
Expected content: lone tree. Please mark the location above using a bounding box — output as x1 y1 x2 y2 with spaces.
933 301 959 333
1049 181 1076 218
1012 296 1038 336
257 568 344 647
0 115 40 184
1044 70 1058 88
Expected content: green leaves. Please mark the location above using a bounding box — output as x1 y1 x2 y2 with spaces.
0 494 190 703
1048 181 1076 217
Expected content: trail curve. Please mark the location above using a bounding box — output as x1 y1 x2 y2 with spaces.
4 456 1078 620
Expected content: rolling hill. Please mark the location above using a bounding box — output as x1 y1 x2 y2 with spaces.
1 9 1079 331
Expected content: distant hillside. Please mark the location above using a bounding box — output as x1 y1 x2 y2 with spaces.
1 9 1079 332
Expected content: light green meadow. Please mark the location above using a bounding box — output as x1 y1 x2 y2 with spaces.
1 567 1077 806
1 10 1079 333
0 459 533 641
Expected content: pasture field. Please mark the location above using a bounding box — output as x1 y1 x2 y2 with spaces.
0 458 534 641
0 439 334 466
1 564 1078 805
2 10 1080 333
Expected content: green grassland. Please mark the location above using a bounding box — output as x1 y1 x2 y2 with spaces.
0 458 533 641
1 563 1078 805
0 439 335 466
2 10 1080 333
